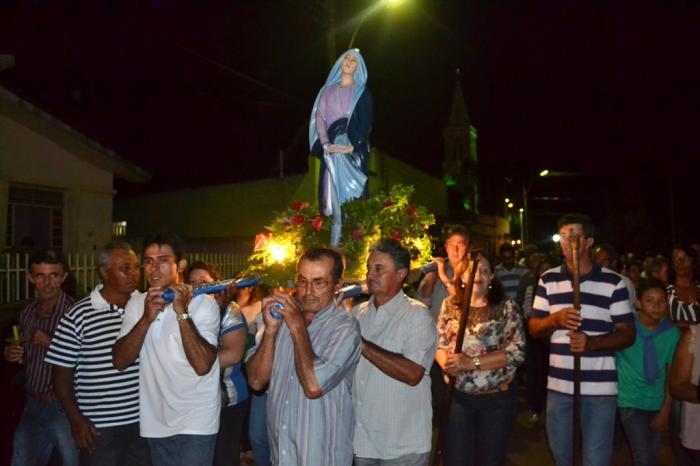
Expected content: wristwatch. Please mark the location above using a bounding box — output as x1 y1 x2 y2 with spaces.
472 356 481 371
176 312 190 322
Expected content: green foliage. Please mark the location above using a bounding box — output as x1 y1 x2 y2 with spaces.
245 185 435 285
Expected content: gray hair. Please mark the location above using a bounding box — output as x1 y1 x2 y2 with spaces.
369 238 410 271
98 241 135 269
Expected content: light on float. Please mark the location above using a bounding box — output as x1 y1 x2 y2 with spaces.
265 239 295 264
552 234 561 243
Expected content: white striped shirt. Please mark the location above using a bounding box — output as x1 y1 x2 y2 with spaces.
532 264 634 396
45 286 140 428
494 264 528 301
250 303 361 466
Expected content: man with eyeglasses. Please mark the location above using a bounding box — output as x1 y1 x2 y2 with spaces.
351 239 438 466
112 232 221 466
247 247 361 466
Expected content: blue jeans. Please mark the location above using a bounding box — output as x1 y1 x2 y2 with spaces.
249 392 270 466
443 386 518 466
147 434 216 466
11 397 78 466
546 391 617 466
619 408 661 466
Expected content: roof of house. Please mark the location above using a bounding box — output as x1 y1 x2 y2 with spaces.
0 85 150 183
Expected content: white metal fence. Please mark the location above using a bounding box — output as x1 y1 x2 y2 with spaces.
0 251 250 305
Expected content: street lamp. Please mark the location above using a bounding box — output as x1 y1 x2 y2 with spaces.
348 0 407 49
520 168 552 244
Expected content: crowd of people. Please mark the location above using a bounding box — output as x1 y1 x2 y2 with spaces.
3 212 700 466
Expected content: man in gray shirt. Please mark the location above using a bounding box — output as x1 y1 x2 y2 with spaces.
247 247 361 466
352 239 438 465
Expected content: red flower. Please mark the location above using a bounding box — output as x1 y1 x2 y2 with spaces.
291 200 309 211
292 215 305 225
391 232 401 241
352 229 362 240
407 205 417 217
311 216 324 232
383 199 393 207
254 231 271 250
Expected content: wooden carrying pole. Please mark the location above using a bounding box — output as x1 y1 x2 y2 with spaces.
569 229 583 466
431 255 480 466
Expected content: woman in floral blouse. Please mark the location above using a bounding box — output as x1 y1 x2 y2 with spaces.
435 251 525 466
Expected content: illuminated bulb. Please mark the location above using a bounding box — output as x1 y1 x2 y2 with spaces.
507 202 514 209
270 244 287 263
552 234 561 243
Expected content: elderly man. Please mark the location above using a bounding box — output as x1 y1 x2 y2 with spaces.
3 249 77 466
46 241 151 465
247 247 361 466
529 213 635 466
352 239 438 466
112 233 220 466
415 225 469 322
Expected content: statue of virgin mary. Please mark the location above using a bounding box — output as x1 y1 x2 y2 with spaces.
309 49 373 246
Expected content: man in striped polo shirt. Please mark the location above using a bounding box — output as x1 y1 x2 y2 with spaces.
45 241 150 465
3 248 77 466
529 213 635 466
494 243 528 302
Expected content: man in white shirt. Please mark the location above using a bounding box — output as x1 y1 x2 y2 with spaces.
113 232 220 466
352 239 438 466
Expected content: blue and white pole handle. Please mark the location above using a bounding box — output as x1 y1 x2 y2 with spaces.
420 263 438 273
161 275 262 303
268 283 367 319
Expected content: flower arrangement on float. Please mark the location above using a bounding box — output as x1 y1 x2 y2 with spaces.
245 184 435 286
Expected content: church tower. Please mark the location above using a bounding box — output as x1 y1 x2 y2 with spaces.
442 69 479 214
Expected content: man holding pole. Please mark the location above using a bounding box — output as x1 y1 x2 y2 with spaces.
529 213 635 466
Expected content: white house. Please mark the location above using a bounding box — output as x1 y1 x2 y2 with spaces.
0 85 149 252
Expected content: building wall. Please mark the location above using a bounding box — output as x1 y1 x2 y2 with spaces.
0 113 115 251
114 152 449 251
114 174 309 241
368 149 448 217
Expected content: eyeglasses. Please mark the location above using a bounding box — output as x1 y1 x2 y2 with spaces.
295 277 330 290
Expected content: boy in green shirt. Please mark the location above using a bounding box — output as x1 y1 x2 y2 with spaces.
617 278 681 466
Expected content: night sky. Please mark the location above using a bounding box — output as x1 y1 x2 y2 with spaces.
1 2 699 250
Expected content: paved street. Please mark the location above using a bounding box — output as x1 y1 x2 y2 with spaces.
506 388 676 466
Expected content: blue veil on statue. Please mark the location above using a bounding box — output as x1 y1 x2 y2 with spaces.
309 49 373 246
